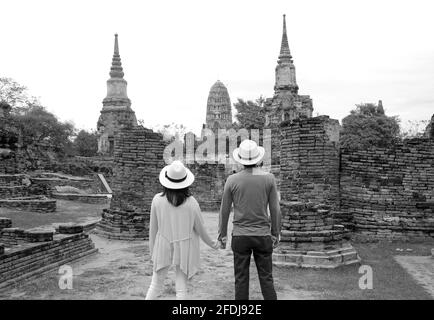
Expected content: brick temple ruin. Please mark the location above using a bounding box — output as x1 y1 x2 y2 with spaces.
264 14 314 186
203 80 233 132
0 15 432 287
97 34 138 156
91 16 433 263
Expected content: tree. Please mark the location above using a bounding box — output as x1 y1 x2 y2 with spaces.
400 119 429 139
233 96 266 129
426 115 434 139
153 122 188 142
73 130 98 157
12 105 76 155
0 77 40 114
341 102 400 150
1 77 78 156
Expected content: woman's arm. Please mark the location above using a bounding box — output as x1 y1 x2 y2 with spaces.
193 204 218 249
149 197 158 256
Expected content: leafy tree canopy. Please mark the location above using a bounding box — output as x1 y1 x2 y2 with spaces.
233 96 266 130
0 77 40 115
152 122 188 142
1 77 77 156
73 130 98 157
341 102 400 150
12 105 76 153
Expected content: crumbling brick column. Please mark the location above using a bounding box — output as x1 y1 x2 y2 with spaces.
95 126 165 240
280 116 340 206
274 116 360 268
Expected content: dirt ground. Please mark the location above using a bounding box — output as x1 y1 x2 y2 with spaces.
0 203 433 300
0 199 104 230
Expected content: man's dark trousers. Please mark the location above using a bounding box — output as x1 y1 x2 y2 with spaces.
231 235 277 300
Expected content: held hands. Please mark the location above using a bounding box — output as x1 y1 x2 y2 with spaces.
218 237 227 250
213 236 227 250
271 234 280 249
211 240 220 250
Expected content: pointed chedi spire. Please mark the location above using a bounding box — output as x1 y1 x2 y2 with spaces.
278 14 293 63
274 14 298 94
98 33 137 155
110 34 124 78
102 33 132 109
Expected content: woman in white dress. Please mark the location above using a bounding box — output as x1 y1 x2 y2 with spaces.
145 160 219 300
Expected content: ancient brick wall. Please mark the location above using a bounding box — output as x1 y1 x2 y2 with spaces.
340 138 434 241
188 163 226 212
279 116 341 207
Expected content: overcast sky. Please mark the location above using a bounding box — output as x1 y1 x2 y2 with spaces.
2 0 433 134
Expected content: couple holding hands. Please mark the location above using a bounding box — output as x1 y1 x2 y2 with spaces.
145 139 281 300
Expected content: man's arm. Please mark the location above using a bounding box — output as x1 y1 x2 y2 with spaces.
269 175 281 238
218 178 233 241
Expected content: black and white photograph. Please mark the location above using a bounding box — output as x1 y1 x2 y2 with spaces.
0 0 433 307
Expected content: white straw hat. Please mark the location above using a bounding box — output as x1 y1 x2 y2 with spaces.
159 160 195 189
233 139 265 166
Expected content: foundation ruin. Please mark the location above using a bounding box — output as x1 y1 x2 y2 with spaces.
0 219 97 289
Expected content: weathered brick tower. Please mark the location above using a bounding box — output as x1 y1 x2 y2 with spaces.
273 117 361 268
95 127 166 240
204 80 233 131
264 15 313 181
264 14 313 125
97 34 137 156
267 15 360 268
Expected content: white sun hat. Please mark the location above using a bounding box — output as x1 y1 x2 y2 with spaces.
233 139 265 166
159 160 195 189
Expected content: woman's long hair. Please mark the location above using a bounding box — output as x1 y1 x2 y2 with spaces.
161 187 191 207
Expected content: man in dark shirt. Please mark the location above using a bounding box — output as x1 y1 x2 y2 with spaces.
218 139 281 300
